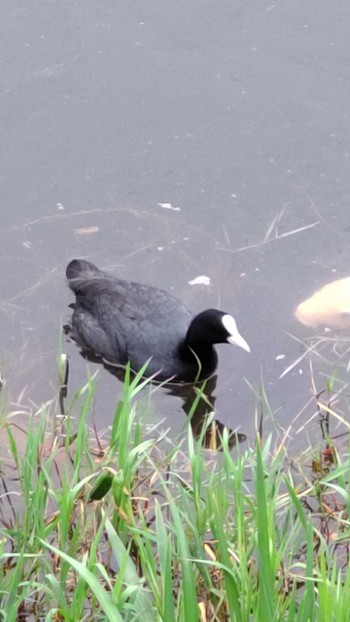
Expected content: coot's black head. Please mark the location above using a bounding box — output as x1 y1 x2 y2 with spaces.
186 309 250 352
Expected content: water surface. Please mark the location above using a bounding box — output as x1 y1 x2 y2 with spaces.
1 0 350 449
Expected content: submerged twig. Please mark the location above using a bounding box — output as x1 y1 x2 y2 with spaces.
219 218 319 255
279 335 330 380
8 206 149 232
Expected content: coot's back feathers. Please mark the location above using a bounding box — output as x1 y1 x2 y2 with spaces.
66 259 249 382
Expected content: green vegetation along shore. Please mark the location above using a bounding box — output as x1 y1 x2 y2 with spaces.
1 359 350 621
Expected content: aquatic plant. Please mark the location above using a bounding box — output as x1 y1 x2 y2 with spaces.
1 357 350 620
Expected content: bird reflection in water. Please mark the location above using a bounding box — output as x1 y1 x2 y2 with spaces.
164 375 246 451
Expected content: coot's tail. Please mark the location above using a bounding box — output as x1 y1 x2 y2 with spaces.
66 259 102 292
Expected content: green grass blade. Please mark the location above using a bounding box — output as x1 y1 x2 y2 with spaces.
40 539 123 622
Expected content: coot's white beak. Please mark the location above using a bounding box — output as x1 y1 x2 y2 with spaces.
222 314 250 352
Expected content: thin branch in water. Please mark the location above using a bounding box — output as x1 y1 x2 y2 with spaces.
279 336 326 379
263 205 287 242
301 188 340 235
8 206 149 232
8 268 59 303
219 221 320 254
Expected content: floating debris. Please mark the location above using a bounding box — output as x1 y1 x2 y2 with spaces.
188 275 211 286
295 277 350 328
74 226 99 235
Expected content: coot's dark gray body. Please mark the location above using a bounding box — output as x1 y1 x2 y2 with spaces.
66 259 249 382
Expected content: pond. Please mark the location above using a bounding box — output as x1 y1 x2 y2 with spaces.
1 0 350 451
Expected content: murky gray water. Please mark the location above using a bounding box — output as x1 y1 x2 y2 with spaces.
1 1 350 447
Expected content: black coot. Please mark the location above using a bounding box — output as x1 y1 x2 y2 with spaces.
66 259 250 382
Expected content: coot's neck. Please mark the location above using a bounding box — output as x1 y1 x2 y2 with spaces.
178 336 218 379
